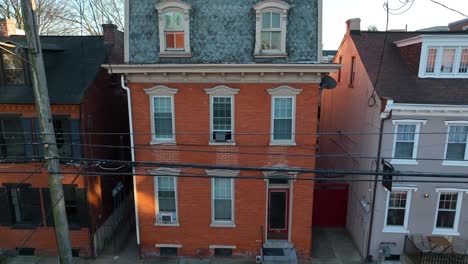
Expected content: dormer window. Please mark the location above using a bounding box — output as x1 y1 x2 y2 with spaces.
1 49 27 85
420 46 468 78
253 0 290 58
155 0 191 57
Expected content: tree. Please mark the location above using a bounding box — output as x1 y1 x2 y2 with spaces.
367 25 379 31
0 0 123 35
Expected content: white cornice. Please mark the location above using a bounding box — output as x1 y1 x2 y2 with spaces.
148 167 181 176
394 34 468 48
144 85 179 96
205 170 240 177
391 103 468 117
155 0 191 12
394 36 422 47
253 0 290 11
204 85 240 96
104 64 339 84
267 86 303 96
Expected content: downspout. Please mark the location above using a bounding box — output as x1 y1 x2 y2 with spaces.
366 99 393 262
121 75 140 245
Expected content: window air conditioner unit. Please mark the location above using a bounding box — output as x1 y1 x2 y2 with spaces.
214 131 227 142
159 213 174 223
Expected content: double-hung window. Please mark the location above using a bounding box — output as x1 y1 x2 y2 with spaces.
145 85 178 144
208 170 238 227
391 120 426 165
272 97 294 141
433 189 468 235
420 45 468 78
0 118 25 158
156 0 191 56
443 121 468 166
1 49 27 86
205 86 239 144
152 168 179 225
253 0 290 57
3 185 42 228
383 187 415 233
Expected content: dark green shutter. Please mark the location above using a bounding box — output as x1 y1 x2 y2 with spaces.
0 187 12 225
33 118 44 158
21 187 42 226
42 188 54 226
21 118 34 159
70 119 82 159
76 188 89 227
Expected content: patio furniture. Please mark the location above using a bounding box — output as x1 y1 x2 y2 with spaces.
428 235 452 253
412 234 431 253
452 237 468 254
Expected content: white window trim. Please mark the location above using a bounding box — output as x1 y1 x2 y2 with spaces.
150 168 180 226
145 85 178 144
432 188 468 236
205 86 239 145
390 119 427 165
253 0 290 58
443 121 468 167
207 169 238 227
419 44 468 78
155 0 192 57
155 244 182 248
267 86 302 145
209 245 237 249
383 187 417 234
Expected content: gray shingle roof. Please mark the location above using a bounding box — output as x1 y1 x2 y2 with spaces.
0 35 111 104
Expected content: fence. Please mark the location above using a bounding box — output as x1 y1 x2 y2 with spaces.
404 236 468 264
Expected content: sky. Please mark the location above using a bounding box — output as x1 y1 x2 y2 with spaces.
323 0 467 50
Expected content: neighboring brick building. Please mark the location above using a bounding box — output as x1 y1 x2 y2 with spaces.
0 20 130 257
109 0 338 259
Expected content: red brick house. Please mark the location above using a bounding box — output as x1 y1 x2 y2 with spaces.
0 20 130 257
109 0 339 259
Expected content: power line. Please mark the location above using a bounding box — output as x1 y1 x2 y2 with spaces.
429 0 468 18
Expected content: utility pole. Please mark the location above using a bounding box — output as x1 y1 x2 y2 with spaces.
20 0 73 263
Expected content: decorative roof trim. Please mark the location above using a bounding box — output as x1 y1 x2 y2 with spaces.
394 36 422 47
155 0 191 12
253 0 290 11
148 167 181 176
391 103 468 117
144 85 179 96
205 170 240 177
204 85 240 96
435 188 468 194
267 86 303 96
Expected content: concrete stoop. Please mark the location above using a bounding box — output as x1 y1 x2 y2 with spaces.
261 240 297 264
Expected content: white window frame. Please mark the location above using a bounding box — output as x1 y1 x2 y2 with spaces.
443 121 468 167
383 186 417 234
390 119 427 165
207 170 238 227
144 85 178 144
155 0 191 57
253 0 290 58
267 86 302 146
419 43 468 78
150 168 181 226
205 86 239 145
432 188 468 236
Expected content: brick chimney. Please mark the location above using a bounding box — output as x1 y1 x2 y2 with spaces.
448 18 468 31
102 23 124 63
346 18 361 34
0 18 19 37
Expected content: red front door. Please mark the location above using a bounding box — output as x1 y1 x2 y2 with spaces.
268 189 289 238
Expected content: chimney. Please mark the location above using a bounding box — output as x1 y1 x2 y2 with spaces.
448 18 468 31
0 18 19 37
102 23 118 45
346 18 361 34
101 23 124 64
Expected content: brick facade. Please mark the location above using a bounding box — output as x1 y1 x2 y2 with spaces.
130 82 319 258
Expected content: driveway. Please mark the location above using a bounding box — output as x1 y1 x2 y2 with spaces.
310 228 363 264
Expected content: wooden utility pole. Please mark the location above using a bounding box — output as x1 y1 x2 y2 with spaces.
20 0 73 263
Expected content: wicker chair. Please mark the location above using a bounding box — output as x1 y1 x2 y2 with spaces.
412 234 431 253
452 237 468 255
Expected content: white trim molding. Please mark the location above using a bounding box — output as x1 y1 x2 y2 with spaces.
390 103 468 117
124 0 129 63
432 188 467 236
205 87 239 145
208 170 238 227
209 245 237 249
443 121 468 167
253 0 290 57
144 85 179 96
146 88 178 144
390 119 427 165
383 187 416 234
104 64 339 83
267 86 303 96
151 168 181 226
155 0 192 57
204 85 240 96
155 244 182 248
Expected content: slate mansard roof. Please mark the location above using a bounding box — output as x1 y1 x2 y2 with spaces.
0 35 111 104
350 31 468 105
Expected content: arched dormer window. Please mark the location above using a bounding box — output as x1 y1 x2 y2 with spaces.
253 0 290 58
155 0 191 57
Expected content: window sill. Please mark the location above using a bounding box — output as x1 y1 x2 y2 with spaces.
432 229 460 236
210 222 236 228
383 227 409 234
442 160 468 167
150 140 176 145
254 53 287 59
159 52 192 58
155 222 180 227
269 141 296 146
209 141 236 146
390 159 419 165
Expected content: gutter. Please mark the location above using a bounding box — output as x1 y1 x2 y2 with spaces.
366 99 393 262
121 75 140 245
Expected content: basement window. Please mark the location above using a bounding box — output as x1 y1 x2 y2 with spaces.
214 248 233 257
160 247 178 257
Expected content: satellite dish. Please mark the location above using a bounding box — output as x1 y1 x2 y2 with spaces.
320 75 337 89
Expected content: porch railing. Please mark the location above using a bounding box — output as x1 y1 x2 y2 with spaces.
404 235 468 264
